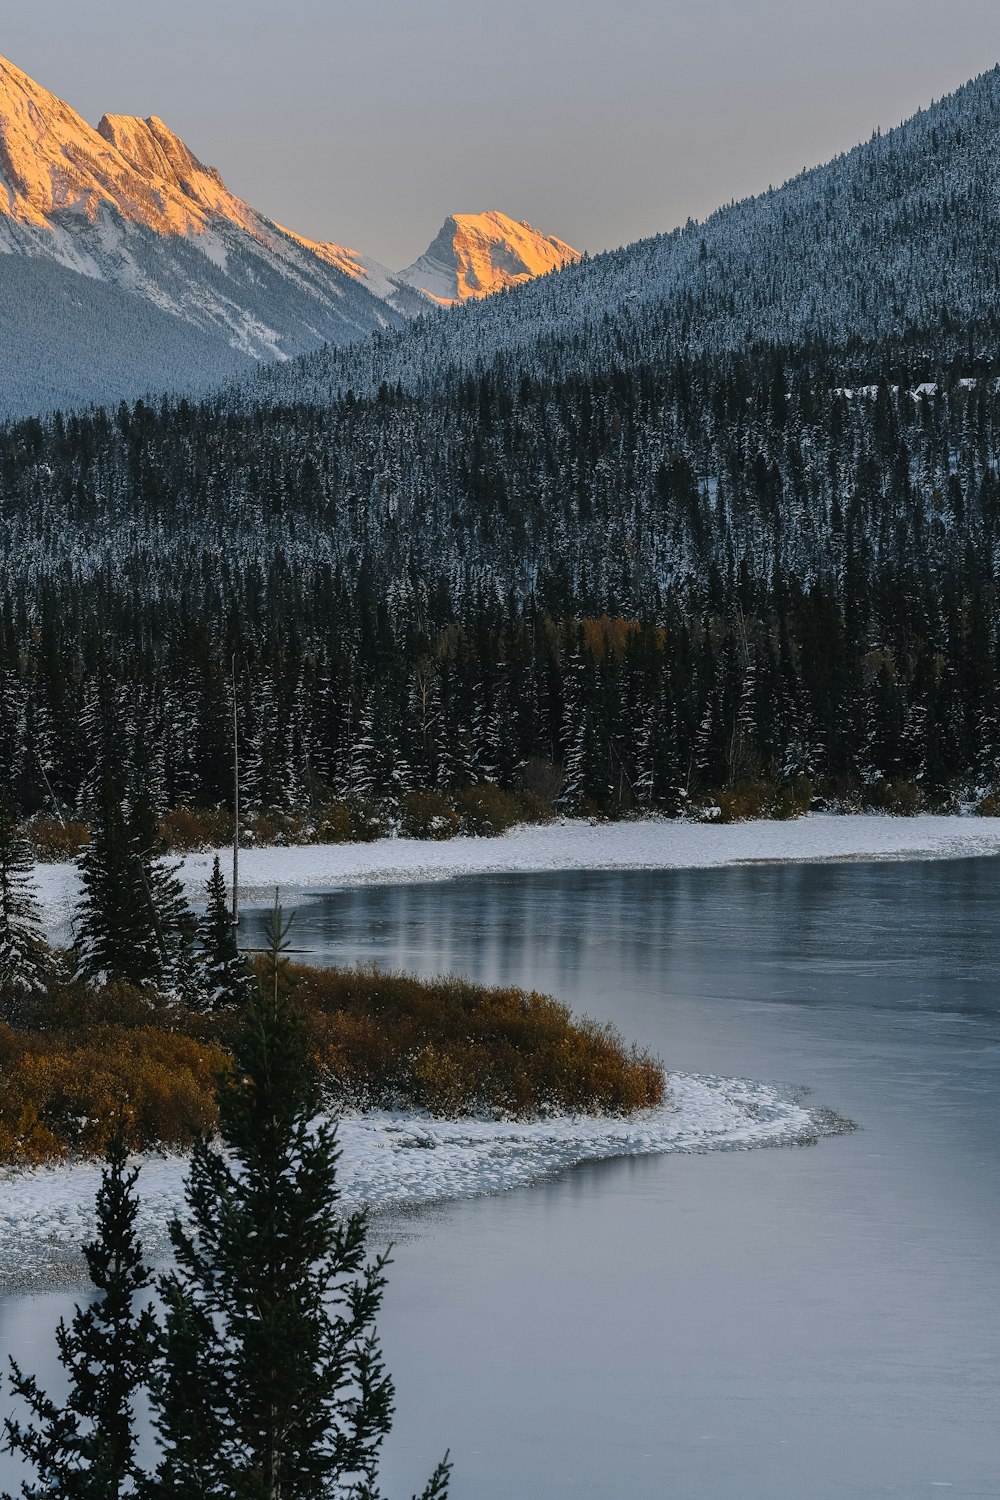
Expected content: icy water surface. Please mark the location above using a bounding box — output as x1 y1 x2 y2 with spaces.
5 859 1000 1497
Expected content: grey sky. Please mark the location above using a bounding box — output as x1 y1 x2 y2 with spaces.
5 1 1000 269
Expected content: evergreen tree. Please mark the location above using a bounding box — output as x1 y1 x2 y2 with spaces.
3 1131 156 1499
74 784 195 994
0 797 50 1019
73 785 157 989
150 904 451 1500
197 856 252 1011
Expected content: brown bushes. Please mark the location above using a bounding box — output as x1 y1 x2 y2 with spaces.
158 807 232 851
0 957 664 1164
293 964 664 1119
713 777 814 824
399 790 461 840
27 817 91 862
451 784 552 837
0 1022 227 1163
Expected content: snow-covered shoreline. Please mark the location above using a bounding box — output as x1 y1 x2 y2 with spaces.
34 813 1000 940
0 1073 844 1292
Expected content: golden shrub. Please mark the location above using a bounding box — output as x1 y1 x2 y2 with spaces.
159 807 232 852
0 1022 226 1164
400 790 461 840
27 817 91 863
294 963 663 1120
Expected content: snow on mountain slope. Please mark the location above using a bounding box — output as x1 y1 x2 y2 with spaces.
280 234 432 318
0 54 407 414
396 210 581 304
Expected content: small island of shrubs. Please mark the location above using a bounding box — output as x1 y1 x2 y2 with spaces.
0 793 663 1166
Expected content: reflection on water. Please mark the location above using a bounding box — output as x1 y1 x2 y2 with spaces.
4 860 1000 1497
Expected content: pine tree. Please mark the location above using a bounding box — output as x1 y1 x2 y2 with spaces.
0 797 50 1020
74 783 194 994
558 647 587 810
150 904 451 1500
74 785 157 988
3 1130 157 1499
196 856 252 1012
130 784 198 998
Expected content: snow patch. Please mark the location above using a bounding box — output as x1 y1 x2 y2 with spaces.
0 1073 838 1290
34 814 1000 944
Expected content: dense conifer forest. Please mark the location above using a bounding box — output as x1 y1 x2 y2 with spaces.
2 335 999 827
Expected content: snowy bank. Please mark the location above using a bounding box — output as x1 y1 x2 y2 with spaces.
34 813 1000 941
0 1073 841 1290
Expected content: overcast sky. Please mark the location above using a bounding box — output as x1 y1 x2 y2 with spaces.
5 1 1000 268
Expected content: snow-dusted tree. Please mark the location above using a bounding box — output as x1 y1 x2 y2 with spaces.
0 797 50 1017
149 905 451 1500
74 784 195 994
340 688 379 801
4 1129 157 1498
196 856 252 1011
558 647 587 810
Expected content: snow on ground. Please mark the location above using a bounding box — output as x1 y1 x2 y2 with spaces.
34 813 1000 941
0 1074 841 1291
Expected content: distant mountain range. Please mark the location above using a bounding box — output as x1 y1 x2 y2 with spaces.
0 55 579 416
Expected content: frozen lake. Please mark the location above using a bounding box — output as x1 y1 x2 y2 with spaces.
5 857 1000 1496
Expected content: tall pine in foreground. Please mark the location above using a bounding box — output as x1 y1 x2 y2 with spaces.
3 1130 156 1498
151 904 451 1500
0 797 50 1020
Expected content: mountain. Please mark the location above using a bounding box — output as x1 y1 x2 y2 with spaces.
0 56 582 415
261 64 1000 409
395 211 581 304
0 54 414 414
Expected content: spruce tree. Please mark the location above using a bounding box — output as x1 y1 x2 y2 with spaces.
197 856 252 1011
74 784 161 988
131 790 197 1000
150 904 450 1500
3 1130 156 1498
74 783 195 994
0 797 50 1020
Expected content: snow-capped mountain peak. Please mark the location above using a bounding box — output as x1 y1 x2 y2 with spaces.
94 113 262 236
396 210 581 304
0 54 582 414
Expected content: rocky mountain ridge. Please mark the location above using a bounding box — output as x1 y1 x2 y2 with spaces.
0 53 578 414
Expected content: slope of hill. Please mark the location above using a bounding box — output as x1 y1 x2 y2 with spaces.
0 255 254 415
257 64 1000 408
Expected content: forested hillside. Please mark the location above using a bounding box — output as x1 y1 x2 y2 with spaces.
2 338 998 826
255 65 1000 407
